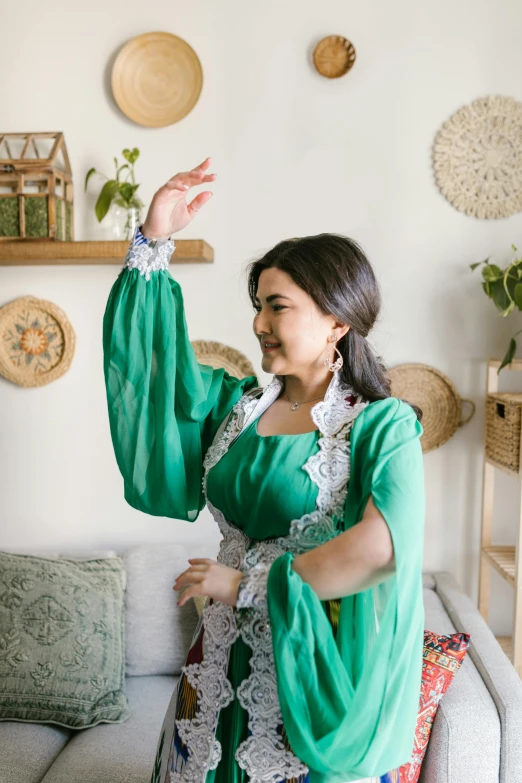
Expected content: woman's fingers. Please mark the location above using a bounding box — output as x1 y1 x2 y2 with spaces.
164 162 216 193
173 564 209 590
186 191 213 216
173 572 205 591
193 156 212 172
163 172 213 192
188 558 216 564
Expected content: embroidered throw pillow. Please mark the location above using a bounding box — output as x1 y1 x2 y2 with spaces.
381 630 472 783
0 551 129 729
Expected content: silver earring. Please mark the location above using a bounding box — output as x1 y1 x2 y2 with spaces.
324 334 343 372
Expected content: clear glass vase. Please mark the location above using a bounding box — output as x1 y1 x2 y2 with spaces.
107 203 143 241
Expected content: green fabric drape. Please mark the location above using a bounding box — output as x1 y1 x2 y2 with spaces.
267 398 425 782
102 267 258 521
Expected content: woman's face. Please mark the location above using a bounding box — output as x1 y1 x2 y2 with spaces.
252 267 349 377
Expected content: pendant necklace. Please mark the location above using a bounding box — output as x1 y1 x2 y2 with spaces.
282 391 325 411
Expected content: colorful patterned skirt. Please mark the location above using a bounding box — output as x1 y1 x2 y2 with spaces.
150 597 395 783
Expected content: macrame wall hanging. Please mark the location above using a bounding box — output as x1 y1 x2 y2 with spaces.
432 95 522 219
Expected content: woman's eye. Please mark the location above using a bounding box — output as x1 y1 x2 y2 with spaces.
253 304 286 312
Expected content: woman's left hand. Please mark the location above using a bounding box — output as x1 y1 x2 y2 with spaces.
173 558 243 607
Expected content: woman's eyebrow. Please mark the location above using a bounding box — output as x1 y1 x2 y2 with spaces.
255 294 292 303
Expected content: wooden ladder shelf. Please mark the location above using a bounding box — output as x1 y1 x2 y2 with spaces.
479 358 522 677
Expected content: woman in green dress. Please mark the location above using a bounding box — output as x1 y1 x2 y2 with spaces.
103 158 425 783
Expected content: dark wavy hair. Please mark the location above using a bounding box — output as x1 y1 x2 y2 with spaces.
245 233 422 422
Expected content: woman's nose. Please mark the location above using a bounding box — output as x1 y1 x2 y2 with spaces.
253 312 271 336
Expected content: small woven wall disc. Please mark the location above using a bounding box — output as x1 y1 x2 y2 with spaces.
386 363 475 453
313 35 356 78
112 32 203 127
0 296 75 388
191 340 256 380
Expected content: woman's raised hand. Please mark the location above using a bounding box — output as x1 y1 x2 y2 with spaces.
141 157 216 240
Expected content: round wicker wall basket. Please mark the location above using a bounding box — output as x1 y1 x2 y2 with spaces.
191 340 256 380
0 296 75 388
111 32 203 127
386 363 475 453
313 35 356 78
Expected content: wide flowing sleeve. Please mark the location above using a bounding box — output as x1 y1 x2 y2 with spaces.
102 226 259 522
266 397 425 782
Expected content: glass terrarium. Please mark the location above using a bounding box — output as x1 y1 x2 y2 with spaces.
0 132 74 241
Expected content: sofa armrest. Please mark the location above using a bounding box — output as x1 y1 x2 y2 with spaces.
433 570 522 783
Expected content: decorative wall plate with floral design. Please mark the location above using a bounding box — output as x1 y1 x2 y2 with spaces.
0 296 75 387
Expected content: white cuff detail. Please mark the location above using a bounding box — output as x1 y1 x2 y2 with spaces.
236 562 270 610
122 225 176 281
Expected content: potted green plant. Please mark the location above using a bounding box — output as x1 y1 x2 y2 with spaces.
471 244 522 373
84 147 145 240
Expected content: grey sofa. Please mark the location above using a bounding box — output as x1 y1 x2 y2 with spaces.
1 543 521 783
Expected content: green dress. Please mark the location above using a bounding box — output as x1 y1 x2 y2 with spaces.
102 227 425 783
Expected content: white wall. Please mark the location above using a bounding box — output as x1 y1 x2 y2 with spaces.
2 0 522 634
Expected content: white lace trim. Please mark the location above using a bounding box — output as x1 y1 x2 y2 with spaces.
171 369 369 783
236 562 270 610
123 227 176 281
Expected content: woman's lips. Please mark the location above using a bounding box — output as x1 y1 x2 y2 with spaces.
262 343 281 353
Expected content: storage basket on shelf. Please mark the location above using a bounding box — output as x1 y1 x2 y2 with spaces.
485 392 522 474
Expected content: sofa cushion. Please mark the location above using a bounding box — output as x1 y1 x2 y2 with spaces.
0 551 129 729
40 675 178 783
393 630 471 783
123 543 215 676
0 720 72 783
419 587 501 783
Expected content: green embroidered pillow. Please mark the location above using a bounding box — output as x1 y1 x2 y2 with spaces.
0 551 129 729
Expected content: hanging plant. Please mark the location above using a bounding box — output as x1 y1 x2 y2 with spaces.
84 147 145 222
471 243 522 373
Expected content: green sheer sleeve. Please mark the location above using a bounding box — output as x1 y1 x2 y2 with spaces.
266 397 425 782
102 234 259 521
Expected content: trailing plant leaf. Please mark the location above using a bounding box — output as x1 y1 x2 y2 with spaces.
500 300 516 318
470 257 490 271
514 283 522 311
482 264 503 282
487 279 510 312
86 147 142 223
95 180 119 222
472 247 522 372
119 182 140 205
499 337 517 373
84 167 97 191
122 147 140 164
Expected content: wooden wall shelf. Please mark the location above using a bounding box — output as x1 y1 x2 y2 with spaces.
0 239 213 266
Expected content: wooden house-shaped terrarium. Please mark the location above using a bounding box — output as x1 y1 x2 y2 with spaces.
0 132 74 241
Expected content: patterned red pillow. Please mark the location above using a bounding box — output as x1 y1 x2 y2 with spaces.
380 630 472 783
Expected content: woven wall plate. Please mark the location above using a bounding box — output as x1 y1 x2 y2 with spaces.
313 35 356 78
191 340 256 380
386 363 475 453
0 296 75 388
433 95 522 219
111 32 203 128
